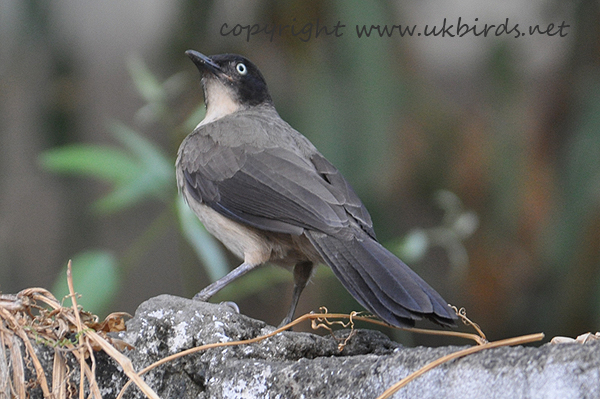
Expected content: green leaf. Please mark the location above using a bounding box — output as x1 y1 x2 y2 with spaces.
40 124 175 214
52 250 120 315
176 196 229 282
78 121 174 213
108 120 173 191
41 121 176 214
39 145 141 184
92 174 155 213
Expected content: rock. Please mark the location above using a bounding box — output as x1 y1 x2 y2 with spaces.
21 295 600 398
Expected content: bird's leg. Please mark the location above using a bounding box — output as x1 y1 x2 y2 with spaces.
279 261 314 328
193 261 260 301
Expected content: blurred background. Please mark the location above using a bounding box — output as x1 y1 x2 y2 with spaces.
1 0 599 345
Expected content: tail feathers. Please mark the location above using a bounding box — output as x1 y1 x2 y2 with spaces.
306 229 456 328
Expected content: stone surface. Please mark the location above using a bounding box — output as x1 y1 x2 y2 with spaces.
23 295 600 398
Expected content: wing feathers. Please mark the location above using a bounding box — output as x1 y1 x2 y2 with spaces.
179 132 365 236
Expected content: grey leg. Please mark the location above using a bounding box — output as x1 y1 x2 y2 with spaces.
279 261 314 327
194 261 260 301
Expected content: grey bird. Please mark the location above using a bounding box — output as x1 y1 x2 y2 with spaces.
176 50 457 328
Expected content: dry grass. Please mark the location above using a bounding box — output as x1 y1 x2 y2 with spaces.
0 261 159 399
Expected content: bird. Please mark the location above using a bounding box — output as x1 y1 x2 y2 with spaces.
176 50 457 328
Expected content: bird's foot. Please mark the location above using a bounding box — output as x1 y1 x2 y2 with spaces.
193 292 240 314
219 301 240 313
193 289 212 302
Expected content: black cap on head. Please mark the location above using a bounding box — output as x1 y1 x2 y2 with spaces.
186 50 272 108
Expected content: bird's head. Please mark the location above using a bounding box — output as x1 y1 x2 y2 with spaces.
186 50 272 123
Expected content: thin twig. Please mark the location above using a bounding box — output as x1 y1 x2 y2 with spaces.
314 312 487 345
453 306 487 341
375 333 545 399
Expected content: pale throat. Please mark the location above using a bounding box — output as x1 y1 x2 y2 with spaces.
198 80 241 127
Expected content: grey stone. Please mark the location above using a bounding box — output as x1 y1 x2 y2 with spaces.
22 295 600 398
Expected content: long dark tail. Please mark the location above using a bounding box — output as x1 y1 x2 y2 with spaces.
306 228 456 328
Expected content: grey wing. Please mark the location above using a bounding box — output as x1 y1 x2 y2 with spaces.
178 133 374 238
309 152 375 239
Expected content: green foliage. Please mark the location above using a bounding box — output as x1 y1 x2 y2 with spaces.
40 120 173 213
40 145 141 184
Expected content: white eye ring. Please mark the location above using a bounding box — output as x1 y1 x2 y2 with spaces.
236 63 247 75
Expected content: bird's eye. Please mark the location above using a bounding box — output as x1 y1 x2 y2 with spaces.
236 63 247 75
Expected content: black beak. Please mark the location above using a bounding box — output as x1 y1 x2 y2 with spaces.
186 50 229 80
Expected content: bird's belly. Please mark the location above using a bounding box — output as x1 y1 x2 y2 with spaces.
185 198 271 264
184 196 322 268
